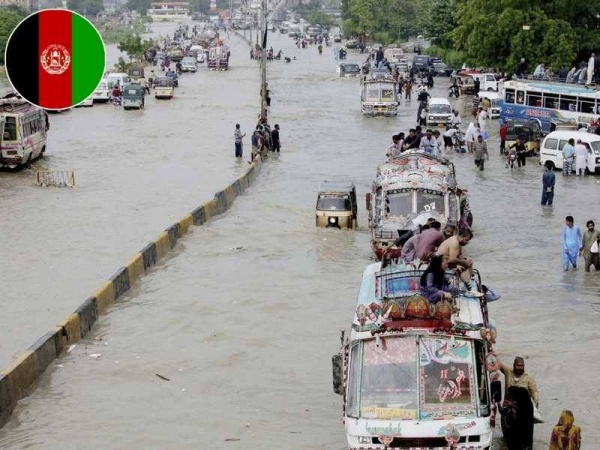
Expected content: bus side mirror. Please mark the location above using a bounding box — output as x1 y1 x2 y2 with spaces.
366 193 371 211
332 353 344 395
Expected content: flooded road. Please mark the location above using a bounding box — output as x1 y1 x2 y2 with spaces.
1 27 600 450
0 24 260 368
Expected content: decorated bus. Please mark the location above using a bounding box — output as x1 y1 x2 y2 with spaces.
499 79 600 133
332 261 499 450
366 152 472 260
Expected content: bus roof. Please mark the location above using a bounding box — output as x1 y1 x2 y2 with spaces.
504 79 600 97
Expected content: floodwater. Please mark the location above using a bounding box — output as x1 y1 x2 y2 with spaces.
1 25 600 450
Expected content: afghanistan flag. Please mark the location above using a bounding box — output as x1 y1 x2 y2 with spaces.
5 9 106 110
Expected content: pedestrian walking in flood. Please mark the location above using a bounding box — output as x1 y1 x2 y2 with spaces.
562 138 575 175
473 135 489 170
541 162 556 206
574 139 588 176
234 123 246 158
563 216 582 271
271 124 281 152
499 120 508 155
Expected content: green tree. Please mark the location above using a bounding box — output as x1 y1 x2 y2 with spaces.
126 0 151 15
0 9 25 65
118 34 155 61
67 0 104 16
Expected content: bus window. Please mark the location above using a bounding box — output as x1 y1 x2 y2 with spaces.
579 99 596 114
559 95 577 111
543 93 559 109
527 93 541 107
504 89 515 103
516 90 525 104
3 117 17 141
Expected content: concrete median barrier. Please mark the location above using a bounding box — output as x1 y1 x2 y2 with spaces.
0 155 264 428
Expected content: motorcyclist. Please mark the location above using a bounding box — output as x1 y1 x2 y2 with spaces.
449 79 460 97
175 61 182 74
111 84 122 104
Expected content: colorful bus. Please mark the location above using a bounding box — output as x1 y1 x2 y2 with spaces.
0 96 49 169
499 79 600 133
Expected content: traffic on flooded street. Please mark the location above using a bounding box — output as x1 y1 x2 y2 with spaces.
0 5 599 450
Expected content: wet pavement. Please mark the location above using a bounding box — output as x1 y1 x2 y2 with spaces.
1 25 599 450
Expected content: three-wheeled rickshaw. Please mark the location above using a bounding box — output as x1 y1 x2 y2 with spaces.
122 83 145 110
505 118 543 156
315 181 357 229
154 77 174 99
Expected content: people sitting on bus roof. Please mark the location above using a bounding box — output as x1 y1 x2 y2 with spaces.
419 255 460 304
435 228 483 297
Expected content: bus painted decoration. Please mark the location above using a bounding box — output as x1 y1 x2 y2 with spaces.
500 79 600 132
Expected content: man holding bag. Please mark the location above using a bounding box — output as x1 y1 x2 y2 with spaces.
580 220 600 272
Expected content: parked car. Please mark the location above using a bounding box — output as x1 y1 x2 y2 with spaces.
540 130 600 173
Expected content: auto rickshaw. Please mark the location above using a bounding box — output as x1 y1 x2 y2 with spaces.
122 83 145 110
458 74 475 95
315 181 357 229
154 77 174 99
505 118 543 156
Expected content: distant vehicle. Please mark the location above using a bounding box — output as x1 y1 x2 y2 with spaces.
180 57 197 72
345 39 359 49
333 34 342 43
478 92 501 118
426 97 452 126
154 77 175 99
92 80 111 103
505 118 543 156
472 73 498 91
337 63 361 77
189 45 205 63
412 55 432 73
207 46 229 70
432 62 452 76
105 72 132 89
75 96 94 107
122 83 145 110
361 80 399 116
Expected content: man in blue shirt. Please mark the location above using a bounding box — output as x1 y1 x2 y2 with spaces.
563 215 582 271
561 138 575 175
541 162 555 206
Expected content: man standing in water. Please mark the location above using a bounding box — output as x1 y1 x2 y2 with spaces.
234 124 245 158
580 220 600 272
500 357 540 408
541 161 555 206
563 216 582 271
271 124 281 153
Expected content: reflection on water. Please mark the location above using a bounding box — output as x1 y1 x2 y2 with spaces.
0 24 599 450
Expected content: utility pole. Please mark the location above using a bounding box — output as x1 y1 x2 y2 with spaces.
260 0 268 119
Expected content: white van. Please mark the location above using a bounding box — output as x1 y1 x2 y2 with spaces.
478 91 500 118
473 73 498 91
105 72 131 89
539 131 600 174
426 97 452 126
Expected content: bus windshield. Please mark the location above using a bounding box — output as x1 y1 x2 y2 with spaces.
349 336 479 420
415 191 445 215
385 191 413 216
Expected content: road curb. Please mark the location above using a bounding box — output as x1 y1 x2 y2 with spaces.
0 155 263 428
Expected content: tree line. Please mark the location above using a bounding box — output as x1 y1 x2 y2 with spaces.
341 0 600 72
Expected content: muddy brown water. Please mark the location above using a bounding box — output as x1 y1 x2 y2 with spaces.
0 24 599 450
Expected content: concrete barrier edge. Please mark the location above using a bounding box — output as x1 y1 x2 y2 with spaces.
0 156 263 428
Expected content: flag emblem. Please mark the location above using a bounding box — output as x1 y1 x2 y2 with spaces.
4 9 106 110
40 44 71 75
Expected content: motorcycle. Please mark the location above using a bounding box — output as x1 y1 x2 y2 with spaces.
452 129 466 153
112 96 122 106
449 84 460 98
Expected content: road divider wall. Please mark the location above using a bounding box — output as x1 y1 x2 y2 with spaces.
0 156 263 428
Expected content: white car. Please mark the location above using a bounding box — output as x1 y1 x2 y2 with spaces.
189 45 205 63
181 57 197 73
92 80 111 102
75 96 94 107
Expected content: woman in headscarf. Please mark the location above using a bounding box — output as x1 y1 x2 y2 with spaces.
548 410 581 450
464 122 479 154
501 386 534 450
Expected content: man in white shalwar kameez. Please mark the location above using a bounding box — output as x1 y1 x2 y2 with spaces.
574 139 588 176
587 53 595 85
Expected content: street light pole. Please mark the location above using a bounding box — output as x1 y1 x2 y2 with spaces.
260 0 268 119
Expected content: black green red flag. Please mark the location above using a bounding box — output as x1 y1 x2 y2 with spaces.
4 9 106 110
